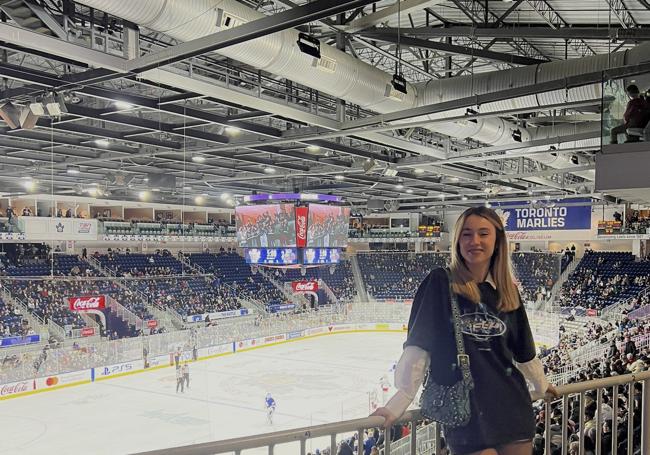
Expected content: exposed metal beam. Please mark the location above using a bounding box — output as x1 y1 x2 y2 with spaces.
360 31 546 65
492 0 525 27
604 0 638 29
126 0 379 73
343 0 441 33
371 26 650 41
480 165 595 181
524 0 596 56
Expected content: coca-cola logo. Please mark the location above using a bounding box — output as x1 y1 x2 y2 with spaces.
69 296 105 311
1 381 31 396
293 281 318 292
296 216 307 239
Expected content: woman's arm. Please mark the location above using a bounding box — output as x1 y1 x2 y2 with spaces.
372 345 430 426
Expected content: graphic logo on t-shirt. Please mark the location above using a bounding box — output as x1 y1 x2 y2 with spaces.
460 310 507 342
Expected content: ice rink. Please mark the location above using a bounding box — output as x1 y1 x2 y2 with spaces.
0 332 405 455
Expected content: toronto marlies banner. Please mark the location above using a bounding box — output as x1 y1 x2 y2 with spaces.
494 198 591 231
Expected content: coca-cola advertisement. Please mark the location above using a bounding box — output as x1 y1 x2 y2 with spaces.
0 380 34 397
68 295 106 311
80 327 95 337
291 280 319 293
295 206 308 248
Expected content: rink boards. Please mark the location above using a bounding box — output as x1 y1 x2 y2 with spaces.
0 322 406 400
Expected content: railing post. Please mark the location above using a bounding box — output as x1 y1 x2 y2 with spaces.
642 378 650 455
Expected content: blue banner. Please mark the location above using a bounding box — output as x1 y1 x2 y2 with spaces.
269 304 296 313
494 199 591 231
0 334 40 347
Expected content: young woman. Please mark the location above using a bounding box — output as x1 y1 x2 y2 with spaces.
372 207 558 455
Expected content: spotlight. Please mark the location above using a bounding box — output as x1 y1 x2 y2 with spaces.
43 92 67 116
297 32 321 59
395 183 404 190
66 165 81 175
334 174 345 181
264 166 276 174
220 193 230 200
95 139 110 147
306 145 321 152
22 179 36 191
0 101 21 129
461 196 468 201
406 188 413 194
191 155 206 163
138 191 151 201
114 101 134 110
391 73 407 95
225 126 241 135
29 102 45 116
413 168 425 175
194 195 205 205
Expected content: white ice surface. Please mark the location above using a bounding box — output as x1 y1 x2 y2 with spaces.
0 332 405 455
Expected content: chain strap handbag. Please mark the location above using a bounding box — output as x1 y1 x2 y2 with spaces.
419 268 474 428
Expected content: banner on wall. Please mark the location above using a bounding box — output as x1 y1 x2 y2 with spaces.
494 199 591 231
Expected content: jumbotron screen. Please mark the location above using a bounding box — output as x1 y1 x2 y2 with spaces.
303 248 341 265
235 204 297 248
306 204 350 248
244 248 298 265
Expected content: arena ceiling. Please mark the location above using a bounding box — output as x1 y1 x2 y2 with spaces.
0 0 649 213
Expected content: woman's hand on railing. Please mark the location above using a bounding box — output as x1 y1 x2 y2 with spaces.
545 384 560 400
370 406 398 428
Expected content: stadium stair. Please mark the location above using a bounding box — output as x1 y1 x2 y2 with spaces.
350 255 369 302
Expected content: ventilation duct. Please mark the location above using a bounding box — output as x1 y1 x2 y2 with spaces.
75 0 650 181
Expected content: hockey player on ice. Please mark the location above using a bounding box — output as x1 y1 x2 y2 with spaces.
265 392 277 424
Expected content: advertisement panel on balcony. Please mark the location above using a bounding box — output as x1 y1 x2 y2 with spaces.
291 280 319 293
68 295 106 311
0 334 40 347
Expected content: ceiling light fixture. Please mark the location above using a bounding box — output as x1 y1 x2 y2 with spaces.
334 175 345 181
395 183 404 190
306 145 321 152
406 188 413 194
191 155 206 163
225 126 241 135
95 139 110 147
66 165 80 175
264 166 276 174
114 100 134 110
297 32 321 59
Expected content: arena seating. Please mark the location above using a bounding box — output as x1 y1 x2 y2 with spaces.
188 252 288 309
266 260 357 303
0 295 30 338
137 276 242 317
511 252 561 304
2 254 97 277
557 251 650 311
98 252 184 276
357 252 449 300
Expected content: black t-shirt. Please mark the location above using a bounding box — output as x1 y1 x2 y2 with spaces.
405 267 536 451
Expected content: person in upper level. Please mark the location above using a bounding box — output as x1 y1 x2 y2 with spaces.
371 206 558 455
610 84 650 144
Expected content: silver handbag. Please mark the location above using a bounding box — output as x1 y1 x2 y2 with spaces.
419 268 474 427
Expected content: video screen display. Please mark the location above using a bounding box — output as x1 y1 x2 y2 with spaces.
235 204 296 248
306 204 350 248
244 248 298 265
303 248 341 265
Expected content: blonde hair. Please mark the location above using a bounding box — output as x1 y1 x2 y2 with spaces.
449 207 520 312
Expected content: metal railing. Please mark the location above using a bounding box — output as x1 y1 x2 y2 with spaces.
132 371 650 455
